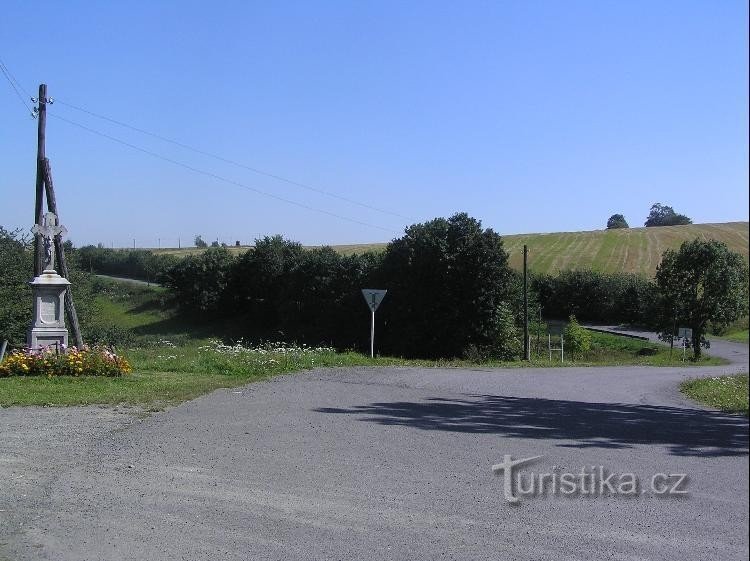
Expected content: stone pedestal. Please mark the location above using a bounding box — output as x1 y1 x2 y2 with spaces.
28 270 70 350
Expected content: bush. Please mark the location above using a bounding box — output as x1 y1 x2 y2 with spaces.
532 270 657 325
377 213 516 359
0 346 131 377
0 227 32 345
83 323 137 347
162 247 235 313
76 246 179 283
564 315 591 355
491 302 523 360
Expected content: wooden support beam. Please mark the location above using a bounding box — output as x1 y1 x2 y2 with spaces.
42 158 83 348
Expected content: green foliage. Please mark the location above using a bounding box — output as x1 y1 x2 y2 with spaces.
645 203 692 227
491 302 523 360
655 239 749 358
532 270 657 324
564 315 591 355
162 246 235 313
606 214 629 229
76 245 179 282
681 374 749 415
0 227 32 345
378 213 516 358
161 214 517 359
194 235 208 248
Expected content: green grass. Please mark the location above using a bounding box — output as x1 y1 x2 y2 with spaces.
713 330 749 344
147 222 748 277
681 374 749 415
0 347 417 407
0 332 725 407
709 317 749 344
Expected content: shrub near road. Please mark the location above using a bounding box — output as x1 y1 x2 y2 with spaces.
377 213 516 359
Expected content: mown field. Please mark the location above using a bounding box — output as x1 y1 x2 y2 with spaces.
148 222 748 277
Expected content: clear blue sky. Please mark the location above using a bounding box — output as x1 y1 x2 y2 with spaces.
1 0 748 248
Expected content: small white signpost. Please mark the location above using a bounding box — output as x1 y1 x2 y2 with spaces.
678 327 692 361
361 289 387 358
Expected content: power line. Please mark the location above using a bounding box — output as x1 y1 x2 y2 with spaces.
48 113 400 234
0 57 32 114
53 98 414 221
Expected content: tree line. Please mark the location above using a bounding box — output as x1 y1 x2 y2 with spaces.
606 203 692 229
2 213 746 360
156 213 747 360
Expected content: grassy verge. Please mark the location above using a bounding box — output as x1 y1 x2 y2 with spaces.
709 317 749 344
0 334 725 407
0 346 414 407
681 374 749 415
713 330 749 344
0 277 727 408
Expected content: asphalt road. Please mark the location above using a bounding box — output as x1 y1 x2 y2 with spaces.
2 341 747 560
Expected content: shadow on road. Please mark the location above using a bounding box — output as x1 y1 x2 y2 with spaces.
315 395 749 457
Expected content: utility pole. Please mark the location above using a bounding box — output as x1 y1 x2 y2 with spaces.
33 84 47 276
30 84 83 347
523 244 530 361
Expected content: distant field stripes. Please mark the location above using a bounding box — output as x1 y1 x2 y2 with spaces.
502 222 748 277
149 222 748 279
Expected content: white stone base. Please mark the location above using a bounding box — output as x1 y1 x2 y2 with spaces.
28 270 70 351
28 327 68 351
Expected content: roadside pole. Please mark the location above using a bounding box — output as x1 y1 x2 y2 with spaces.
361 289 387 358
523 244 530 361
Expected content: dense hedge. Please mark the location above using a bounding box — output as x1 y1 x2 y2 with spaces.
0 227 32 345
76 246 179 283
162 214 521 359
532 270 657 325
156 215 677 358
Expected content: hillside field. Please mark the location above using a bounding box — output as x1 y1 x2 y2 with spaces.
149 222 748 278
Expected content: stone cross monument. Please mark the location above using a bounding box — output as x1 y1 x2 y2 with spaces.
28 212 71 350
32 212 67 273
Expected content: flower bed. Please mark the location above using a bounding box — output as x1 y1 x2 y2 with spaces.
0 346 131 378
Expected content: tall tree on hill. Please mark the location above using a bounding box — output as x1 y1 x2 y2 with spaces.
655 239 748 358
606 214 629 229
645 203 692 227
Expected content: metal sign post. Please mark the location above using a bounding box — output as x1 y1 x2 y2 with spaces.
678 327 692 361
361 289 387 358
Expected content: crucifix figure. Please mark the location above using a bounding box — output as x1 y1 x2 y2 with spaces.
31 212 67 274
